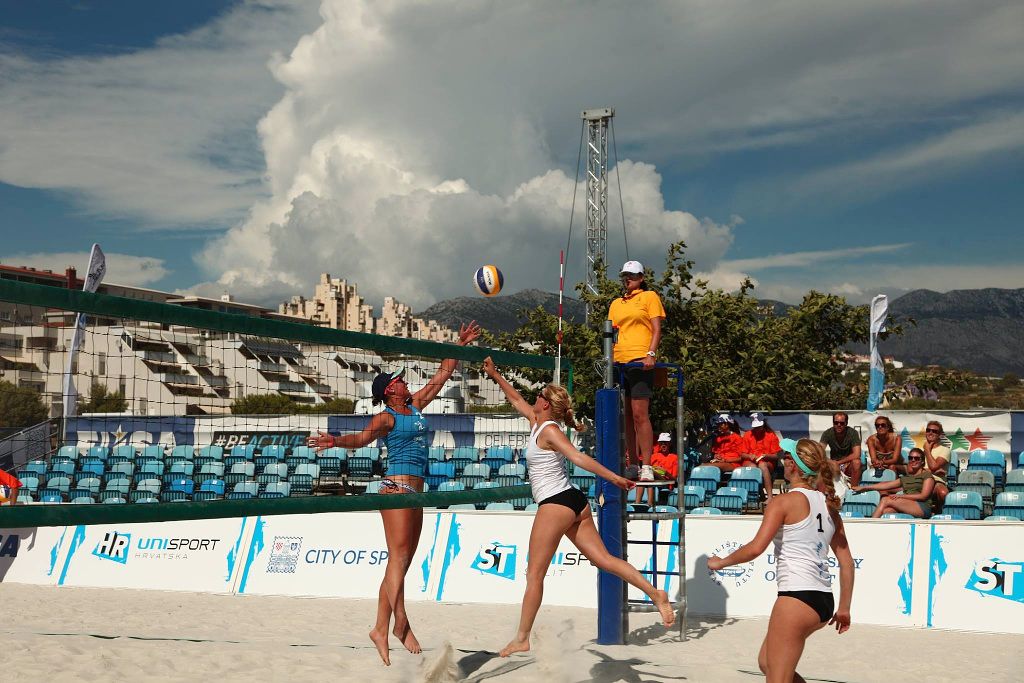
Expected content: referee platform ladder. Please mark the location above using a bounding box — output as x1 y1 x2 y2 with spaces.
595 360 686 645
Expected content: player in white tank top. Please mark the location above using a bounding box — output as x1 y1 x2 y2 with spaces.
525 419 574 502
482 357 677 658
708 438 855 683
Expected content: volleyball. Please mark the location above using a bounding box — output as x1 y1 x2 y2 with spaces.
473 265 503 296
0 484 13 503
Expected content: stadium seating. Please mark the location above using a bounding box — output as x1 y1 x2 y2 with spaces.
680 485 706 511
842 491 880 517
992 491 1024 519
87 446 109 461
103 497 126 504
171 445 194 460
428 446 447 461
881 513 914 520
135 497 160 504
942 491 983 520
985 515 1021 522
485 502 514 511
426 461 455 488
860 469 897 485
498 463 526 479
839 511 864 518
261 444 286 461
57 446 80 460
448 503 476 510
141 445 164 460
231 444 257 460
967 450 1006 490
113 445 137 460
1018 452 1024 469
263 462 288 479
108 462 135 478
198 445 224 460
955 470 995 501
688 466 721 500
19 476 39 494
460 463 490 488
691 507 723 515
254 454 278 470
728 467 763 509
930 514 964 520
167 478 195 496
317 447 346 477
198 479 226 497
1005 469 1024 493
710 487 746 515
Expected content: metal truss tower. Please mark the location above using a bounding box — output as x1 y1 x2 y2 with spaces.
581 107 614 322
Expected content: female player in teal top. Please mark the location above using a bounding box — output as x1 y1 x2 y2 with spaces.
308 321 480 666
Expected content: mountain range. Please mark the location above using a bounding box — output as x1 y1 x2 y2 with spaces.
419 287 1024 376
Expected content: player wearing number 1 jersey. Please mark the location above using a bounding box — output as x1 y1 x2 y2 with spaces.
708 438 855 683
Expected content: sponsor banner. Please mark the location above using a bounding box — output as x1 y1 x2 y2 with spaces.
431 512 598 607
235 512 435 600
923 522 1024 633
54 518 251 593
66 416 196 450
807 411 1012 464
0 526 74 585
195 416 324 452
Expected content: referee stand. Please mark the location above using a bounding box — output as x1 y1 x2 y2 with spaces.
596 321 687 644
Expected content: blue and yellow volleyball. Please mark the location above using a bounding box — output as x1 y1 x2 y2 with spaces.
473 265 503 296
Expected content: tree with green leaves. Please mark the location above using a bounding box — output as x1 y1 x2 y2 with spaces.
0 380 49 429
230 394 354 415
487 241 909 431
78 383 128 414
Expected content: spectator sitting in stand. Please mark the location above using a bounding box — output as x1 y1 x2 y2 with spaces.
708 414 748 473
853 447 934 519
922 420 951 508
635 432 679 507
866 415 905 475
819 411 864 486
739 413 783 503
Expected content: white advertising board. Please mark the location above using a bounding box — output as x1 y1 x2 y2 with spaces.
922 522 1024 633
55 518 251 593
235 512 436 600
0 525 74 586
430 511 599 607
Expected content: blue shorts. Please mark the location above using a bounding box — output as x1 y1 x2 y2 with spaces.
385 459 427 479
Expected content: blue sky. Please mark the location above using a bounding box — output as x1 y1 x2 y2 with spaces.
1 0 1022 309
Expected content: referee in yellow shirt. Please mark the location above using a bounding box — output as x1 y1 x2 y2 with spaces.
607 261 666 503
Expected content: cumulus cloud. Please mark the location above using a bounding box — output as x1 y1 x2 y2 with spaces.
3 0 1023 307
0 252 169 286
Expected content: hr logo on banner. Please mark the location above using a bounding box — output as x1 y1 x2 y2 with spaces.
965 559 1024 604
93 531 131 564
472 542 517 580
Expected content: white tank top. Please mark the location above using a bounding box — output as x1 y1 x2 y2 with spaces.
525 420 573 502
773 488 835 592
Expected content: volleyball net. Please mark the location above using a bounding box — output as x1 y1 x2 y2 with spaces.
0 279 565 507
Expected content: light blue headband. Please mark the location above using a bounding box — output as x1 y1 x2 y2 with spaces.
779 438 815 476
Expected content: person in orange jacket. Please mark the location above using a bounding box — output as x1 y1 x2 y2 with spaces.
709 414 747 473
651 432 679 479
740 413 783 502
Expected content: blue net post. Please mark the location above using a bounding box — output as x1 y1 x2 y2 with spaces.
596 386 625 645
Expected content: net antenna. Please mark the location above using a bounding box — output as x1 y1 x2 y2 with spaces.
581 107 616 323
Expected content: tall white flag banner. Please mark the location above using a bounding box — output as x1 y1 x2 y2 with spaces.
62 244 106 417
866 294 888 412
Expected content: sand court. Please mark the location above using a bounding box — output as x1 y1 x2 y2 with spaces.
2 584 1019 682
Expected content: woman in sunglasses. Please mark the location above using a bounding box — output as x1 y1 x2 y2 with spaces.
866 415 905 474
483 356 675 658
709 438 853 682
853 447 935 518
922 421 951 507
607 260 666 503
308 321 480 666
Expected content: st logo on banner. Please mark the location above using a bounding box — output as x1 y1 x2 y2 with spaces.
471 542 517 580
965 559 1024 604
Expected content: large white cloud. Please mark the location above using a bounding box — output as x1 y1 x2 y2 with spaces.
0 252 168 287
2 0 1023 307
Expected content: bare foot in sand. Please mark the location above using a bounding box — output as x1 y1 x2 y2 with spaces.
369 628 391 666
499 633 530 657
393 623 422 654
654 589 675 627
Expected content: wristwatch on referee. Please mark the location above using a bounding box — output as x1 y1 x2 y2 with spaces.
646 351 656 358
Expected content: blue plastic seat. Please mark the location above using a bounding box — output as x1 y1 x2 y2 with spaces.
51 462 76 477
46 475 72 493
40 492 64 503
729 467 763 508
288 473 314 496
497 463 526 479
462 462 490 480
317 449 345 477
259 491 286 499
253 454 278 470
170 445 195 460
956 470 995 501
1004 469 1024 493
233 481 258 497
58 445 81 460
860 469 898 485
992 491 1024 519
842 491 880 517
261 444 286 461
87 446 109 461
162 490 189 502
198 478 226 496
19 476 40 494
229 461 256 477
140 445 164 461
226 444 253 460
524 503 539 511
75 477 102 495
428 446 447 461
24 460 48 477
688 466 721 499
985 514 1021 522
710 486 746 515
436 481 465 494
130 490 159 503
135 478 162 495
691 507 723 515
169 462 194 478
293 462 319 479
227 491 254 500
70 496 95 504
881 513 915 520
263 462 288 479
104 477 131 495
839 511 864 518
198 462 225 478
930 514 964 520
967 450 1006 489
167 478 195 496
192 490 219 502
134 497 160 504
108 461 135 478
101 494 125 504
681 485 706 510
113 445 137 460
485 502 514 511
290 446 316 461
448 503 477 511
943 490 983 520
347 456 374 479
654 505 678 513
486 445 515 462
452 446 479 461
198 445 224 460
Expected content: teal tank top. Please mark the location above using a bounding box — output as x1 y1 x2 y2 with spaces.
384 405 429 478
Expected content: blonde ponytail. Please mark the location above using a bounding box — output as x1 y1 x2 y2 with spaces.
795 438 840 510
544 384 587 432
